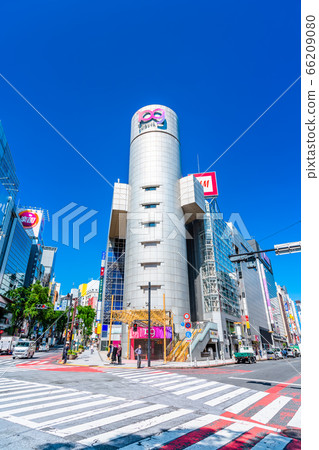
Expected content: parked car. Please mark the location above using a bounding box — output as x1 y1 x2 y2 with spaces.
266 350 278 360
12 340 35 359
274 350 283 359
38 343 49 352
286 348 296 358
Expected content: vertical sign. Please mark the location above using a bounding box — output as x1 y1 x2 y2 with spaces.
96 251 106 324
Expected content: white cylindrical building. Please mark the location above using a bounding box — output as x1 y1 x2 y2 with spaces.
123 105 190 326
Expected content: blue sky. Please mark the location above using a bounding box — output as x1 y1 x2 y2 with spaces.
0 1 300 298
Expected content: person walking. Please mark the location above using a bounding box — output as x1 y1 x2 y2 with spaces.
117 345 122 365
111 345 118 364
135 344 142 368
62 343 69 364
90 343 94 354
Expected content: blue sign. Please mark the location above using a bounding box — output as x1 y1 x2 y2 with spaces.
185 331 192 338
181 322 185 327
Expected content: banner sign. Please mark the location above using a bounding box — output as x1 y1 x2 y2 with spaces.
130 326 172 340
17 208 44 239
193 172 218 197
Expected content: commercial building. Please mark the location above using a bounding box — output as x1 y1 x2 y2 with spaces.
41 246 57 287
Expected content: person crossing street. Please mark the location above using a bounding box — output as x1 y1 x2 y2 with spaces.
135 344 142 368
62 343 69 364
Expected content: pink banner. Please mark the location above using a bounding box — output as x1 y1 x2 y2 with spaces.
130 326 172 339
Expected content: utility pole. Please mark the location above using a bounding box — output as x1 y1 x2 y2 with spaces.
63 293 73 349
148 282 151 367
69 299 78 351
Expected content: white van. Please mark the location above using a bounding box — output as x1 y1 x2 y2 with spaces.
0 336 19 354
12 340 35 359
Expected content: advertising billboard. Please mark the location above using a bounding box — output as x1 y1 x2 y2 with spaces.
193 172 218 197
17 208 44 238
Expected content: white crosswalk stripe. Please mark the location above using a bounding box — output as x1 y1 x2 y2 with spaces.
188 384 231 400
205 387 249 407
0 377 300 449
163 378 206 391
287 406 301 428
251 396 292 424
187 422 254 449
173 381 219 395
226 390 269 414
120 414 220 449
78 408 192 446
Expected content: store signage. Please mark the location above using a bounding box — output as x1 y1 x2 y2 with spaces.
193 172 218 197
17 208 44 239
138 108 165 124
130 326 172 339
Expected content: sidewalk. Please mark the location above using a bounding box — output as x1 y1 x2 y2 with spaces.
61 349 268 369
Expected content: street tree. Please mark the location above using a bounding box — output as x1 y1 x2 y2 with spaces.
76 305 96 344
5 286 30 335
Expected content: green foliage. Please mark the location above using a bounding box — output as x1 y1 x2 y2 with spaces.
5 286 30 333
76 305 96 343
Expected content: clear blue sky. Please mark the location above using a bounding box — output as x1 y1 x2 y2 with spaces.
0 1 300 299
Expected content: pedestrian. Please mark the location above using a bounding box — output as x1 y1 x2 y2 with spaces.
90 343 94 354
111 345 118 364
107 343 113 360
62 343 69 364
117 345 122 365
135 344 142 368
259 349 262 358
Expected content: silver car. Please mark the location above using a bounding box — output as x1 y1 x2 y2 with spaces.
12 340 35 359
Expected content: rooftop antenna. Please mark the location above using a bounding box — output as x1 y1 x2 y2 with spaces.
197 154 200 173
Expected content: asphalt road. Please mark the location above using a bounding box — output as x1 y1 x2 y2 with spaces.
0 350 301 449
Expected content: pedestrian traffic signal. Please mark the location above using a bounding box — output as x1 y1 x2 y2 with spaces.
133 323 138 332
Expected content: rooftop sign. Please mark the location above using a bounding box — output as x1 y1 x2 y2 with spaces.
193 172 218 197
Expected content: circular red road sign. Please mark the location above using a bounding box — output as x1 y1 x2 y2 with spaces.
184 313 190 320
185 322 191 329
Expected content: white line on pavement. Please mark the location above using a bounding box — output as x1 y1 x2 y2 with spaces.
287 406 301 428
55 403 168 437
226 391 269 414
152 378 189 387
141 374 186 383
78 408 191 446
0 387 74 403
163 379 205 391
119 414 220 449
205 388 249 407
0 386 58 398
173 381 219 396
188 384 231 401
251 396 292 424
0 391 82 410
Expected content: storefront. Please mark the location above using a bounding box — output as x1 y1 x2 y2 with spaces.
129 326 172 360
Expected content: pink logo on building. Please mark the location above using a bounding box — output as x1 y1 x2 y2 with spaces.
19 211 39 229
138 108 166 124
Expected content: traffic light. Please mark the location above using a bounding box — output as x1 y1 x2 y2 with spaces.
75 321 79 330
36 304 48 309
133 323 138 332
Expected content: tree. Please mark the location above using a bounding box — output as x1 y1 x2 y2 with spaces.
5 286 30 335
76 306 96 344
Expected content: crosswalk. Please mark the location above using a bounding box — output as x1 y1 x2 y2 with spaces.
0 377 299 448
107 368 301 430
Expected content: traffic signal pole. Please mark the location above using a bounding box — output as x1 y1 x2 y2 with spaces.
69 299 78 351
63 293 73 349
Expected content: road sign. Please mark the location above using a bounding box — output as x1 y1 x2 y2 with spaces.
184 313 190 320
181 322 185 327
185 331 192 338
185 322 191 329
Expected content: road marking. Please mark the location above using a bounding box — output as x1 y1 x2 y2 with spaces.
187 421 254 448
117 371 165 379
0 390 81 409
141 374 186 383
55 403 167 437
152 378 189 387
163 379 205 391
0 386 58 398
205 387 249 407
25 397 131 420
251 396 292 424
0 383 39 393
36 399 139 428
188 384 231 400
78 408 191 446
174 381 219 396
228 377 301 387
0 393 102 416
119 414 220 449
287 406 301 428
227 391 269 414
251 433 292 448
0 387 71 403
